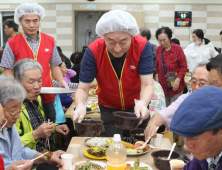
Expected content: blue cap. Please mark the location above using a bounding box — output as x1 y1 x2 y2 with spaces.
170 86 222 137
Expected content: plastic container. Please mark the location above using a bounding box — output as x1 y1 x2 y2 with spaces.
106 134 127 170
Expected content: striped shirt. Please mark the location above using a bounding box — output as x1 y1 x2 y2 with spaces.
0 32 62 69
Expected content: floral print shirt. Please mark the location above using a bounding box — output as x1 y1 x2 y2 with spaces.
149 80 166 117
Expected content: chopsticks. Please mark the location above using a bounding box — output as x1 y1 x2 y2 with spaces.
44 119 50 151
17 152 48 168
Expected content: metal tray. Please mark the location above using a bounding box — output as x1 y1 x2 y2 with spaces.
40 87 76 94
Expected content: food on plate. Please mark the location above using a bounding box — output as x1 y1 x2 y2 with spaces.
106 138 113 145
89 90 97 96
86 107 92 112
128 141 150 154
87 147 107 157
86 137 109 147
107 139 150 154
121 137 139 144
127 148 137 154
106 138 133 148
121 140 133 148
126 159 149 170
136 133 144 136
87 103 98 111
75 160 106 170
43 149 53 161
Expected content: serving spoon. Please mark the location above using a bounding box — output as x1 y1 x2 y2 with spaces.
137 127 159 150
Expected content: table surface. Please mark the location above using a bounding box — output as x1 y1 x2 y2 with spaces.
59 137 172 170
65 97 101 119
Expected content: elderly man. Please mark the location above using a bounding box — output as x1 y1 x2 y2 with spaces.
0 76 65 169
144 61 209 139
0 3 68 123
72 10 154 137
13 59 69 154
170 86 222 169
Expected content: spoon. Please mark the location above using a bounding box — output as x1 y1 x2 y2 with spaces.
167 142 176 160
137 127 159 150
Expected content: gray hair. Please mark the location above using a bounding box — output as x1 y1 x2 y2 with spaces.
14 59 43 82
0 76 26 107
192 61 209 77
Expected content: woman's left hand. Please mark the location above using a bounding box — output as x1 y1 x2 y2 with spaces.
55 124 70 135
173 78 181 91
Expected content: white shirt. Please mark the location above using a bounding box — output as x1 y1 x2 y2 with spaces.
184 40 218 72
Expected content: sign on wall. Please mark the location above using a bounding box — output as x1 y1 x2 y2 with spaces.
174 11 192 27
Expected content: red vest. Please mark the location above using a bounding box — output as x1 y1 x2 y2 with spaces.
88 36 147 110
8 33 55 104
0 154 4 170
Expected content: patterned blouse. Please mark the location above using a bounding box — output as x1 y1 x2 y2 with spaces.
149 80 166 117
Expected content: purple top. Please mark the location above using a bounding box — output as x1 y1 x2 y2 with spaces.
184 157 222 170
64 69 76 83
159 93 190 128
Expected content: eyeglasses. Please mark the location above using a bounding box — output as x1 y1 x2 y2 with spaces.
4 27 10 30
3 106 25 118
158 39 169 43
191 80 208 88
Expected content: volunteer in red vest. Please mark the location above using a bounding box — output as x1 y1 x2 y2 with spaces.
72 10 154 137
0 3 68 123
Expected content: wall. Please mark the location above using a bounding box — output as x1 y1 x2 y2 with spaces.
0 3 222 58
75 11 107 52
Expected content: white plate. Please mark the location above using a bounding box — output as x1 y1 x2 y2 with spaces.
40 87 76 94
84 137 109 147
126 161 153 170
71 161 107 170
127 149 151 156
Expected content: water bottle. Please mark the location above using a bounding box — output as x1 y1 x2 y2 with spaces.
106 134 127 170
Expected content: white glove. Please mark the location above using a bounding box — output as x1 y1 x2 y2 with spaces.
134 99 150 119
71 102 87 123
59 80 69 89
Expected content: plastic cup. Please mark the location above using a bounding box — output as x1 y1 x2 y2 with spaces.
169 159 185 169
69 144 81 158
61 154 74 170
149 138 154 145
153 133 163 147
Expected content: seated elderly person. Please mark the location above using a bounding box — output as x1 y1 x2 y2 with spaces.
0 102 34 170
170 86 222 169
13 59 70 153
0 76 65 169
144 61 209 138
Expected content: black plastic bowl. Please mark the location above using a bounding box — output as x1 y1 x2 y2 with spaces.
74 119 103 137
130 128 145 141
113 111 143 130
151 150 182 170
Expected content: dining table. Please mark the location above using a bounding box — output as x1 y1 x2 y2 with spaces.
59 137 173 170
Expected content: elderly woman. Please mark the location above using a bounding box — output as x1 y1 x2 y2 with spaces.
155 27 187 106
0 102 34 170
184 29 218 73
13 59 69 154
0 76 65 169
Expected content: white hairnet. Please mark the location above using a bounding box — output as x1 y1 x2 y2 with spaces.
14 3 45 25
96 10 139 38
